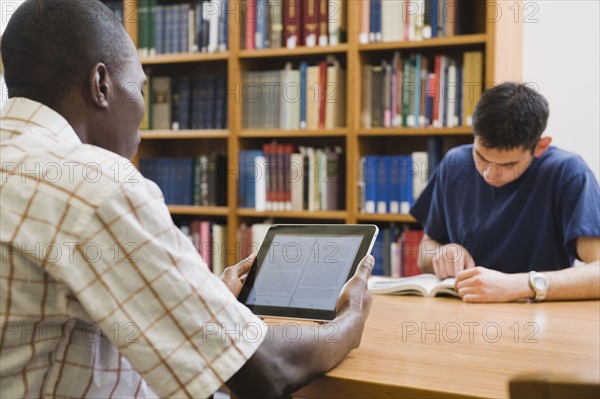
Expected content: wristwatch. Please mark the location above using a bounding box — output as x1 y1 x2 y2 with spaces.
529 271 549 302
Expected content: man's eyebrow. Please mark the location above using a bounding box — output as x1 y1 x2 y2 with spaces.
475 149 518 167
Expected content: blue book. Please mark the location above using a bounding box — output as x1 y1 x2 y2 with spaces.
299 62 308 129
248 150 263 209
256 0 267 49
364 155 378 214
430 0 439 38
371 227 386 276
400 155 414 214
155 5 164 54
369 0 378 42
195 1 203 52
215 76 227 129
204 76 217 129
218 0 228 51
377 156 389 214
180 158 195 205
238 151 248 207
180 3 189 53
389 155 401 214
171 77 191 130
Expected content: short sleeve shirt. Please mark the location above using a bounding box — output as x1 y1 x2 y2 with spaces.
0 98 267 398
410 144 600 273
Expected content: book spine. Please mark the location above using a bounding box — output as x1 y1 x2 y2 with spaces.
218 0 228 51
268 0 283 48
246 0 256 50
255 0 266 49
364 155 377 214
283 0 302 48
318 0 328 46
303 0 318 48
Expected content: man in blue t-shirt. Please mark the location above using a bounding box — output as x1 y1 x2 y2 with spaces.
410 82 600 303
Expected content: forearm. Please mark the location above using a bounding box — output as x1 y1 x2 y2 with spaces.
227 313 362 398
543 261 600 300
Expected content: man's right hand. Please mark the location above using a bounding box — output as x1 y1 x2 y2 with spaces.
432 244 475 279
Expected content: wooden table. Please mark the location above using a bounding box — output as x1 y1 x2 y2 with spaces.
294 296 600 398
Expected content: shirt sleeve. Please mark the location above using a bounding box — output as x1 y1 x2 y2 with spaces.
557 167 600 260
409 167 450 244
55 176 267 398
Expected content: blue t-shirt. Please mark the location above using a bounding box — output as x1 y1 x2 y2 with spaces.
410 145 600 273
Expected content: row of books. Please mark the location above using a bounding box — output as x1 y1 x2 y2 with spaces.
372 225 425 277
142 75 227 131
362 51 483 129
359 0 480 43
358 141 443 214
239 143 345 212
242 58 346 130
137 0 228 56
242 0 346 50
140 154 227 206
178 221 227 275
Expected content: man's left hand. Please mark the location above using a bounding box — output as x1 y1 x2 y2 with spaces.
221 253 256 297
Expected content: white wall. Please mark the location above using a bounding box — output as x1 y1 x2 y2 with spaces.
523 1 600 178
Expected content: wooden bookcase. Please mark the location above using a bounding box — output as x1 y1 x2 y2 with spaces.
123 0 523 265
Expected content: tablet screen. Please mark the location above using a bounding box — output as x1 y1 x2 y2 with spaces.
238 225 378 321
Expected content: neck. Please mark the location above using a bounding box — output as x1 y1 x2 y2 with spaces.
54 101 90 144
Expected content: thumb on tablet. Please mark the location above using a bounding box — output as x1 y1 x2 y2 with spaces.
355 255 375 281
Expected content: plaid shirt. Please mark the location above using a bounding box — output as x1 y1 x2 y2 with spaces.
0 98 267 398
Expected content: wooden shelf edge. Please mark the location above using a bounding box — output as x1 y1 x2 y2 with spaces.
239 44 349 59
141 130 229 139
168 205 229 216
239 129 348 138
359 127 473 136
356 214 417 223
237 209 348 220
358 34 487 51
141 52 229 65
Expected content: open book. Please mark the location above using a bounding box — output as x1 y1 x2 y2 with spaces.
368 274 460 298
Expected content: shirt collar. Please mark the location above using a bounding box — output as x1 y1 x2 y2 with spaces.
1 97 82 144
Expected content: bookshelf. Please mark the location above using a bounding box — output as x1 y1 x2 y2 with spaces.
123 0 523 266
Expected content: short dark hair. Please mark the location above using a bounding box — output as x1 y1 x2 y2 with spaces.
1 0 132 108
472 82 550 152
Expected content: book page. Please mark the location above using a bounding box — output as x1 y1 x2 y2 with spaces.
245 235 363 310
368 274 457 296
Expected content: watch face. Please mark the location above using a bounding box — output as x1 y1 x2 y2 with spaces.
533 276 548 290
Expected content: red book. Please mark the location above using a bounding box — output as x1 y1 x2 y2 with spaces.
318 61 327 129
199 221 213 271
246 0 256 50
318 0 328 46
302 0 319 47
283 0 302 48
402 230 424 277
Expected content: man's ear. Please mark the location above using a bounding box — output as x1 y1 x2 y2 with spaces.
533 136 552 158
88 63 111 109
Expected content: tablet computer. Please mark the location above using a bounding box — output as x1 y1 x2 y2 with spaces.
237 224 379 321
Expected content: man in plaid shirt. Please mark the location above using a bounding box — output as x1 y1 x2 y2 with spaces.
0 1 375 397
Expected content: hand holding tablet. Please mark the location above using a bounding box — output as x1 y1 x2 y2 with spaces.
237 224 379 321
